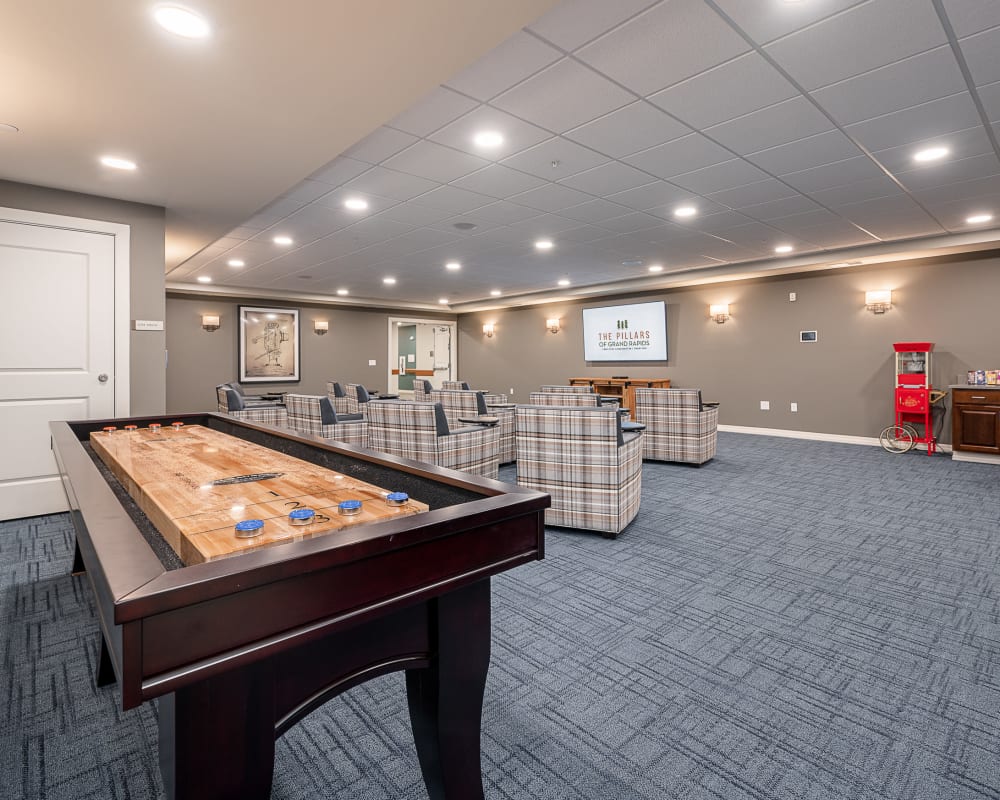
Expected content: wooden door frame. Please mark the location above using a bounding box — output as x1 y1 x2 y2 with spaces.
0 206 131 415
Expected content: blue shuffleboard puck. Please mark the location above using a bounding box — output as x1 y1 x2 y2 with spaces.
385 492 409 507
338 499 362 516
234 519 265 539
288 508 316 526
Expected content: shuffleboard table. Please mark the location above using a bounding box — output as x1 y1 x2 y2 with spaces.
51 412 549 800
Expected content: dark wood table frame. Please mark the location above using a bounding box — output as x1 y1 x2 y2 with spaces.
52 413 549 800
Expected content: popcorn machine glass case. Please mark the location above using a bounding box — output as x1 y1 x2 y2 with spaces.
880 342 943 455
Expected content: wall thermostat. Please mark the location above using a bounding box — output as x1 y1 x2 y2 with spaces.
800 330 818 342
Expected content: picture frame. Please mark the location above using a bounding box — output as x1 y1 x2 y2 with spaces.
238 305 300 383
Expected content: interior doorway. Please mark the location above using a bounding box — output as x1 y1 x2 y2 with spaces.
386 317 456 397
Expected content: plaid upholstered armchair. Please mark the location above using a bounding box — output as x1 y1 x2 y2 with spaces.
284 394 368 447
443 380 508 405
365 400 499 479
632 388 718 465
515 405 642 538
430 389 514 464
413 379 435 402
528 391 601 407
343 383 372 415
325 381 352 415
215 385 288 427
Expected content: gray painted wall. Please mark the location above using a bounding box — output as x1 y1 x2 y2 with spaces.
457 253 1000 443
166 294 455 412
0 180 166 415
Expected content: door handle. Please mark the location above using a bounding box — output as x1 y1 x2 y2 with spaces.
98 373 109 383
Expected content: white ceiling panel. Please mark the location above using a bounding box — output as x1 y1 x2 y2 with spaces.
429 106 552 160
451 164 548 198
738 195 824 223
844 92 983 151
705 97 834 155
312 190 401 218
386 87 479 137
781 157 888 195
504 212 589 238
564 101 690 158
527 0 659 53
872 126 996 172
670 159 771 195
242 198 307 230
557 198 635 223
711 0 866 45
781 221 880 249
677 210 757 233
764 0 947 91
597 211 668 233
981 81 1000 122
465 201 544 225
307 157 372 188
280 180 336 205
508 182 595 212
445 31 563 100
648 52 799 130
576 0 750 97
811 47 967 126
499 136 611 179
341 128 419 166
607 180 708 214
558 161 657 195
376 203 454 227
409 184 497 213
959 26 1000 86
706 179 800 209
382 140 490 183
492 58 634 133
835 194 945 239
941 0 1000 38
340 166 439 201
807 175 903 207
747 130 864 175
895 153 1000 192
623 133 732 179
224 226 264 240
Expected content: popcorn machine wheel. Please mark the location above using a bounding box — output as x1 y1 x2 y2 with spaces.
878 342 946 455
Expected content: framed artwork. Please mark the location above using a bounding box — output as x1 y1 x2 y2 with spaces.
238 306 300 383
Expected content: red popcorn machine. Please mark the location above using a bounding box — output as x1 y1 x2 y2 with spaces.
879 342 946 455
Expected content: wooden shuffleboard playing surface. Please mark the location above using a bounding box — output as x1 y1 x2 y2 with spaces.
90 424 428 564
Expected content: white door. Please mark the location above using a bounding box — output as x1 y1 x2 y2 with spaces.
0 214 124 520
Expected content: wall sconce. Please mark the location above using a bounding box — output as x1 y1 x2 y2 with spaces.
546 318 561 334
201 314 220 332
865 290 892 314
709 304 730 324
314 320 329 335
482 322 495 338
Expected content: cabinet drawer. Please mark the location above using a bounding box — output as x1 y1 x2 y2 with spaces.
953 389 1000 406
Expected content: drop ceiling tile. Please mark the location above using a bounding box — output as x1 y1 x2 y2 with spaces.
670 159 771 195
224 226 263 240
342 127 419 166
280 180 335 206
451 164 548 199
941 0 1000 38
607 181 722 215
242 198 305 229
500 136 611 179
527 0 659 52
555 225 620 244
505 212 589 238
781 156 888 194
409 185 496 214
340 166 439 201
981 81 1000 122
812 47 967 127
466 201 543 226
576 0 751 96
376 203 453 227
678 210 757 233
872 126 995 172
386 87 479 137
382 140 490 184
706 179 800 209
920 196 1000 231
806 175 903 207
783 221 880 249
648 52 799 129
712 221 795 250
739 194 824 222
747 130 865 175
623 133 733 180
308 157 372 187
426 215 505 237
597 212 667 233
764 0 947 91
705 97 834 155
960 27 1000 86
492 58 634 133
429 107 552 160
557 198 634 223
508 183 595 212
711 0 864 45
764 208 842 231
445 31 563 101
835 194 945 239
563 101 690 158
896 153 1000 192
312 189 400 217
845 93 982 152
559 161 657 195
695 239 768 263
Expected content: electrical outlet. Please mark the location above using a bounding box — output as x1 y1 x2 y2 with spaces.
790 402 798 412
368 359 376 366
509 387 514 395
760 400 770 410
789 292 797 301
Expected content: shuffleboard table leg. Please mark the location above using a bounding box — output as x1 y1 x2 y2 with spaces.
406 578 491 800
158 662 277 800
96 634 116 687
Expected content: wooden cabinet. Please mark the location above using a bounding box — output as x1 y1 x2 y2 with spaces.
568 377 670 412
952 388 1000 453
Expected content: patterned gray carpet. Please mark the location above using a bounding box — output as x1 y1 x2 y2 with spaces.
2 433 998 799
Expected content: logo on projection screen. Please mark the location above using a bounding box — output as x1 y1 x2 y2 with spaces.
583 301 667 361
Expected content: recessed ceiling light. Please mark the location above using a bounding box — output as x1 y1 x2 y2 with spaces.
966 213 994 224
196 276 212 283
383 277 396 285
775 244 794 254
438 298 449 305
100 155 137 171
336 288 349 296
490 289 502 297
153 6 211 38
0 123 18 133
445 261 461 271
673 205 697 218
913 146 949 163
473 130 504 148
557 278 570 287
648 265 664 273
273 235 293 246
344 198 368 211
227 259 244 268
535 239 554 251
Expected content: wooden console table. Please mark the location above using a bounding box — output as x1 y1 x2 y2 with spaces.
568 377 670 412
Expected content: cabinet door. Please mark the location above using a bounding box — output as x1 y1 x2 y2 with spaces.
955 406 1000 453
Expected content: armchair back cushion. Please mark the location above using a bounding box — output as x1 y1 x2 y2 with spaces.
632 388 718 464
528 391 601 407
344 383 371 414
538 384 594 394
326 381 353 415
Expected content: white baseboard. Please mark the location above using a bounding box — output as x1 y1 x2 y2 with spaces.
950 450 1000 465
718 424 953 454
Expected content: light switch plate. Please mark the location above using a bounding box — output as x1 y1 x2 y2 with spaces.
368 359 376 366
760 400 770 410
